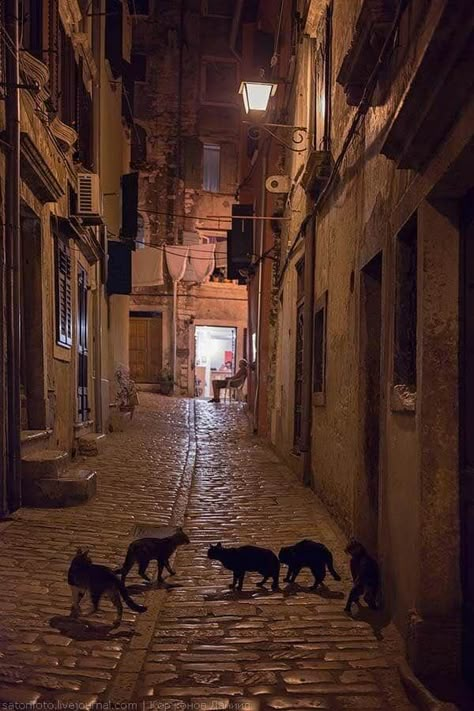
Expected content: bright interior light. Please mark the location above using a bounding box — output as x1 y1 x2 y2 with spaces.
239 81 276 113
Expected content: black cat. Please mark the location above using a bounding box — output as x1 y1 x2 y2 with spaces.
207 543 280 591
115 528 190 584
279 539 341 588
68 549 147 628
344 538 379 612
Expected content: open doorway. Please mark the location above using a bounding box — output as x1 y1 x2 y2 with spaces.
194 325 236 398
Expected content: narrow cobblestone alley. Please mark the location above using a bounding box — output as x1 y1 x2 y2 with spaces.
0 396 415 709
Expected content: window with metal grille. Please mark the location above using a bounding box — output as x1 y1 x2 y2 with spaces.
203 144 220 192
77 266 89 421
55 236 73 348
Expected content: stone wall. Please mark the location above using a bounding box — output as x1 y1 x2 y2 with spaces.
268 0 473 678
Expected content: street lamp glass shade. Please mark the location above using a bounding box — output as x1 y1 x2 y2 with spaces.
239 81 277 113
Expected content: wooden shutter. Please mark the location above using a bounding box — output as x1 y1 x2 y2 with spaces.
121 172 139 242
220 142 237 194
183 137 203 189
55 237 73 347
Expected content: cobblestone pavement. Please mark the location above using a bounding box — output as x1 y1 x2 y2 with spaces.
131 400 414 711
0 395 191 706
0 396 415 710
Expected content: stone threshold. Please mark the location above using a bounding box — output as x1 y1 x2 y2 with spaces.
20 428 53 445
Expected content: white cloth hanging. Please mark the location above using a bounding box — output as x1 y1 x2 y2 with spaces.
183 243 216 283
165 245 189 282
132 246 164 287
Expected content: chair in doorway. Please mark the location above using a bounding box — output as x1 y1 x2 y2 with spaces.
223 379 246 404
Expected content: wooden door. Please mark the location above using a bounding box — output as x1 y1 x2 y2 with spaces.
129 315 162 383
461 189 474 683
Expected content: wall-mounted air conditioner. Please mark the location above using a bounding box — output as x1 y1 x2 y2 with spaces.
265 175 291 194
77 172 103 222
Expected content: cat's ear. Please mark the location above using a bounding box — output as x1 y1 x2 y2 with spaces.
217 542 222 548
76 547 83 554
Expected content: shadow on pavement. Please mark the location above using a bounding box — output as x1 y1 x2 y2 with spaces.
49 615 137 641
282 582 345 600
346 604 392 641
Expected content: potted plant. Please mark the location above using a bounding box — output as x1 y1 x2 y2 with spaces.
158 368 175 396
114 365 139 419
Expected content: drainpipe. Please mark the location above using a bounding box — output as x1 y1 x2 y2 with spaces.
5 0 22 510
254 151 267 432
92 3 103 433
300 215 315 486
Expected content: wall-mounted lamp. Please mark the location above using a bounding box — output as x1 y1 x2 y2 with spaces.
238 80 278 113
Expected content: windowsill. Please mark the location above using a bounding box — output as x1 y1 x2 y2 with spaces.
390 384 416 413
74 419 94 431
53 342 72 363
312 392 326 407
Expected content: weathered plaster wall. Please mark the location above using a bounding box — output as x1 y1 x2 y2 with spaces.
269 0 469 674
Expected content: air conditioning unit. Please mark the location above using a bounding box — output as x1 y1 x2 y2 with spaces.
77 172 102 222
265 175 291 194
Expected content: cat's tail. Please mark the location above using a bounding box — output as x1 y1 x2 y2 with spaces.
326 553 342 581
118 580 147 613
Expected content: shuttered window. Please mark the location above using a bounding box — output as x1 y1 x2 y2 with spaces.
203 144 220 192
55 236 73 348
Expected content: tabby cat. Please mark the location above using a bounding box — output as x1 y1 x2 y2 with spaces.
207 542 280 591
279 539 341 588
116 527 190 584
344 538 379 613
68 549 147 627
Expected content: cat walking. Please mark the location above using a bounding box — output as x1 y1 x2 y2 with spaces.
344 538 380 613
115 527 190 584
279 539 341 588
208 543 280 591
68 549 147 628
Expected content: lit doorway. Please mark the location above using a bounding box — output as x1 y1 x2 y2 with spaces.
194 326 236 398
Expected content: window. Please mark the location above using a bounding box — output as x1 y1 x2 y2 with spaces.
131 125 147 167
201 59 238 105
77 266 89 421
55 236 72 348
19 0 43 56
135 213 147 249
105 0 123 78
203 144 220 192
313 292 327 397
394 213 417 390
311 3 332 151
128 0 149 13
206 235 227 277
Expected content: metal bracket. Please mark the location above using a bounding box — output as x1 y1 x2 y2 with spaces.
245 122 308 152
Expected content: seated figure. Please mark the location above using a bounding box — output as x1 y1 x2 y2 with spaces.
209 359 248 403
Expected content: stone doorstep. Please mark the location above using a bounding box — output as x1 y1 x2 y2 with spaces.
77 432 107 457
21 448 69 481
22 469 97 508
20 428 53 454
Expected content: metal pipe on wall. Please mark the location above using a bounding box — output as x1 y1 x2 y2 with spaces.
300 216 316 486
5 0 22 511
253 151 268 432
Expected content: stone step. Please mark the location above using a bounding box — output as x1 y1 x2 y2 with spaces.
21 449 69 481
20 429 52 454
77 432 106 457
22 469 97 508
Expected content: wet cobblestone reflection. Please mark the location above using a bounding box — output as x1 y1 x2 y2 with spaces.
0 396 414 709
